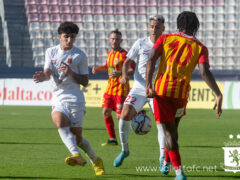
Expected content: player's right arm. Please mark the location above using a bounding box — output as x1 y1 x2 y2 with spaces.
33 68 52 83
92 65 108 74
120 58 133 84
199 62 222 118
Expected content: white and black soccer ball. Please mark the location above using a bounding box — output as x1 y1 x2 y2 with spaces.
131 112 152 135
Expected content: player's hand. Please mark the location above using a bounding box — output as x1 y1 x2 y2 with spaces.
92 66 97 74
213 94 223 118
120 76 129 84
146 88 155 98
33 71 46 83
59 62 73 76
110 70 121 78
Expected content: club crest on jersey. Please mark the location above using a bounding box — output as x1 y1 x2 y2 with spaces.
51 59 57 64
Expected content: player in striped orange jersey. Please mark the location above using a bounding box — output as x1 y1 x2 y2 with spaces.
146 12 222 180
92 29 135 146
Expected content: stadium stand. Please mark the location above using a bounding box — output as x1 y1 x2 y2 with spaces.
0 0 240 79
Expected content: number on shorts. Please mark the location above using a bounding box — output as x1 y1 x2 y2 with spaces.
125 95 137 105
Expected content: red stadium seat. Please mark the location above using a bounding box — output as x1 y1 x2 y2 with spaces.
60 14 72 22
50 14 61 22
70 0 81 5
26 5 38 14
81 6 92 14
59 5 71 14
38 5 49 14
59 0 70 5
181 0 191 6
147 0 157 7
135 0 146 6
28 13 39 22
92 6 103 14
48 0 58 5
115 0 124 6
125 7 136 15
81 0 92 5
38 0 48 5
125 0 135 6
158 0 168 6
103 6 113 15
71 14 82 23
49 5 60 14
103 0 114 6
25 0 36 5
192 0 203 6
92 0 103 6
71 6 81 14
114 6 124 15
39 14 50 22
205 0 213 6
171 0 180 6
135 6 146 15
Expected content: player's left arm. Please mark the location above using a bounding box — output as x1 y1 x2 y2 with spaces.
146 48 161 98
199 62 222 118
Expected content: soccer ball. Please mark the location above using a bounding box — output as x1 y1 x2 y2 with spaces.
131 112 152 135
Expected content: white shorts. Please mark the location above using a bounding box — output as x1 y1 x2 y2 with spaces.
52 103 86 127
124 90 154 113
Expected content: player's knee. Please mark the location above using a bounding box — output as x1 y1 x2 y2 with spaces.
102 109 111 117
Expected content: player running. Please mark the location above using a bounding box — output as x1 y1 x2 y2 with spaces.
113 15 165 167
33 22 105 175
145 11 222 180
92 29 135 146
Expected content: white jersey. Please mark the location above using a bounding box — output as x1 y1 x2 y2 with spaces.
44 45 89 105
127 37 160 96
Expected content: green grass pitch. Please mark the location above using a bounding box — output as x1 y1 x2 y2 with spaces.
0 106 239 180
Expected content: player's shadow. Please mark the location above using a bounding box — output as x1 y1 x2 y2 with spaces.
0 141 61 145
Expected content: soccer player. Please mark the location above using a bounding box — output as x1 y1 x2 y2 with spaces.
113 15 166 167
92 29 135 146
33 22 105 175
145 11 223 180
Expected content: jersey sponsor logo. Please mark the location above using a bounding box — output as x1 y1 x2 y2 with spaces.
114 58 119 65
143 49 150 55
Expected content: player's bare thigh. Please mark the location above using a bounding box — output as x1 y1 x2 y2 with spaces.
120 104 137 121
52 111 70 128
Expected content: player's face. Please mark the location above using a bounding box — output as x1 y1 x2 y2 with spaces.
59 33 77 50
148 20 165 40
108 33 122 51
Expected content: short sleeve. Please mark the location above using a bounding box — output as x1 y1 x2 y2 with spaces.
126 39 140 63
44 48 53 70
198 46 209 65
153 35 166 54
78 52 89 74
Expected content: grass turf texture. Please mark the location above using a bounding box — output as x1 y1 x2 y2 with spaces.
0 106 239 180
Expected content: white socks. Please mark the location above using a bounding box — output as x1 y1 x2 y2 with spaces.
157 123 165 160
58 127 79 155
119 119 130 152
79 137 98 163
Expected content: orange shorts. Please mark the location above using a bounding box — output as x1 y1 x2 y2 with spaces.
102 94 126 114
153 95 188 123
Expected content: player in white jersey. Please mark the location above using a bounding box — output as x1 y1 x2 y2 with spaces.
113 15 166 168
33 22 105 175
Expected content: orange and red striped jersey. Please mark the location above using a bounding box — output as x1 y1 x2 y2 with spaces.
104 48 134 97
153 32 209 99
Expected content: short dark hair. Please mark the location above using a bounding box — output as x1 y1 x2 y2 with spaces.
177 11 199 36
109 29 122 37
58 21 79 35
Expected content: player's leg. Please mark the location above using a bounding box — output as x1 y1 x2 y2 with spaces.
70 107 105 175
102 94 118 146
149 99 165 167
51 106 85 166
114 93 145 167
